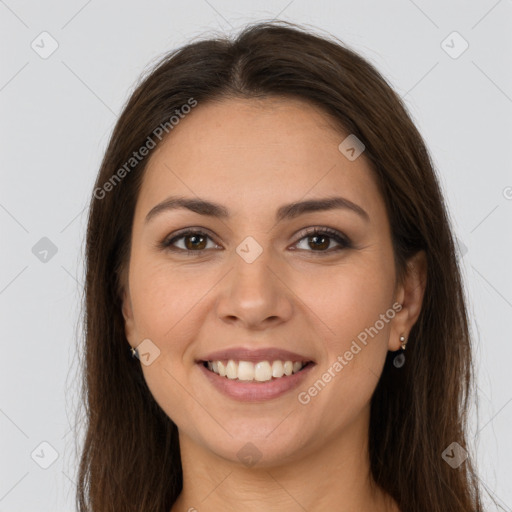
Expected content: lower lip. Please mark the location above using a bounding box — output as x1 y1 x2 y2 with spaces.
198 362 315 402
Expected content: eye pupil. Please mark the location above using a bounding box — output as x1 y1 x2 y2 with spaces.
185 234 207 250
309 234 329 251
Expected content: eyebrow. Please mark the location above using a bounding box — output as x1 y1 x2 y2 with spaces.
145 195 370 224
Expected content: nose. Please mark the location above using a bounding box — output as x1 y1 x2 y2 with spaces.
215 244 294 331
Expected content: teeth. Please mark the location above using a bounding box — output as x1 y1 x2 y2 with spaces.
272 360 284 378
238 361 254 381
226 360 237 379
254 361 272 381
205 359 307 382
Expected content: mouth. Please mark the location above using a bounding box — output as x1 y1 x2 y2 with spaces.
197 359 315 401
200 359 314 383
195 347 316 401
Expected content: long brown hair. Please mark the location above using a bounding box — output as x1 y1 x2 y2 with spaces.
77 20 484 511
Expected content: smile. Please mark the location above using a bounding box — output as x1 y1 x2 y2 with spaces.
198 360 315 402
204 359 310 382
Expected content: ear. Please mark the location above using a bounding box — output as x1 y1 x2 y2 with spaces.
121 286 138 349
388 250 427 351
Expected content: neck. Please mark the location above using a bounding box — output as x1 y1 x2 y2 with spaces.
170 407 399 512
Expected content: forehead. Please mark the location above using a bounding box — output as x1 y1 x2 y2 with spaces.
136 97 385 223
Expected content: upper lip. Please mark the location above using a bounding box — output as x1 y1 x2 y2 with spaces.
197 347 315 363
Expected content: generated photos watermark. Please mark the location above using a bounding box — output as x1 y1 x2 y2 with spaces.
94 97 198 200
297 302 403 405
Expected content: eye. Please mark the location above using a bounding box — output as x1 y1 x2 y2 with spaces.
158 226 352 255
292 227 352 254
159 228 220 254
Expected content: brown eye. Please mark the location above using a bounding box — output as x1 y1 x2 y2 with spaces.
294 227 351 253
160 229 219 253
160 226 351 256
183 233 207 250
306 233 330 251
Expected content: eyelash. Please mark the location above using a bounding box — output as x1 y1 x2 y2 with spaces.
158 226 352 256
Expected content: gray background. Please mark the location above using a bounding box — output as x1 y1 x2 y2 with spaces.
1 0 511 510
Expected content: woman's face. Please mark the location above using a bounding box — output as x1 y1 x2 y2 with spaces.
122 97 417 466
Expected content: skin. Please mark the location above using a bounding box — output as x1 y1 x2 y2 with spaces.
121 97 427 512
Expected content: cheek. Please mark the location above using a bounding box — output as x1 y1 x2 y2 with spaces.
293 254 394 347
130 259 207 428
129 257 211 345
294 253 394 408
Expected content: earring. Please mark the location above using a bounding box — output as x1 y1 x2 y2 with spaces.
130 346 139 359
393 335 407 368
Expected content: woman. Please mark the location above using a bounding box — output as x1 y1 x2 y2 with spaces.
77 20 483 511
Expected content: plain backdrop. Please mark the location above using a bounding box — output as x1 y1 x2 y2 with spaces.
1 1 511 510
